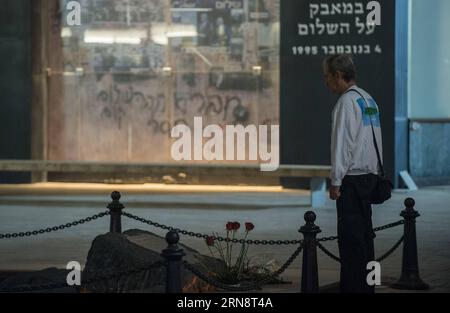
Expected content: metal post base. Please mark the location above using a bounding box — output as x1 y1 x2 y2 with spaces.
391 273 430 290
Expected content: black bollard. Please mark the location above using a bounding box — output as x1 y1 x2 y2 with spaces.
391 198 429 290
107 191 124 234
162 231 185 293
299 211 322 293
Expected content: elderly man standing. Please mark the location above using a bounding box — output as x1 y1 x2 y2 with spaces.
323 54 384 293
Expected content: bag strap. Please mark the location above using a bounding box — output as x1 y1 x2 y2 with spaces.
344 88 385 177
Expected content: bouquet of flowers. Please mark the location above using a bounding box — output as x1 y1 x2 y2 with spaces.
204 221 255 284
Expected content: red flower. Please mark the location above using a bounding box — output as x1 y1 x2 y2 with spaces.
205 236 215 246
226 222 234 231
233 222 240 230
245 222 254 231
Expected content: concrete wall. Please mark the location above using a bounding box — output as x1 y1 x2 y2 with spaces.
410 0 450 119
408 0 450 184
410 121 450 184
0 0 31 183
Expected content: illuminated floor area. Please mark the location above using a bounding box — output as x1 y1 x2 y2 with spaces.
0 183 449 292
0 182 290 195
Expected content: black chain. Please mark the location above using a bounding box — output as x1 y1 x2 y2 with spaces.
183 243 303 292
317 242 341 262
122 212 302 246
373 220 404 232
317 235 404 263
316 235 339 242
0 211 110 240
317 220 405 243
376 236 404 262
123 213 404 246
0 261 165 293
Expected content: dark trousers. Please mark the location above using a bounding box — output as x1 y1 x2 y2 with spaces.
337 174 377 293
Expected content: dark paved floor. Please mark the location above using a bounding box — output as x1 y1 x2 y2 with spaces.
0 183 448 293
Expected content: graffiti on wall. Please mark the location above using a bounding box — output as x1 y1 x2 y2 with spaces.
93 79 258 134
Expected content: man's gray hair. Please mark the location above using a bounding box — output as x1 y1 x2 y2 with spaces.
323 54 356 82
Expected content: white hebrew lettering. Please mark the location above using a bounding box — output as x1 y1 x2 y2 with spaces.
343 3 353 14
356 17 365 34
366 23 376 35
322 46 328 54
355 2 364 14
320 3 330 15
329 45 336 54
298 24 308 35
364 45 371 54
316 18 325 35
309 23 315 35
339 23 350 34
331 3 342 15
310 3 319 19
215 0 243 9
345 45 352 54
326 23 339 35
337 45 344 54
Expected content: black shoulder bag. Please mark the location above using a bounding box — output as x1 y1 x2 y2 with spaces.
346 88 393 204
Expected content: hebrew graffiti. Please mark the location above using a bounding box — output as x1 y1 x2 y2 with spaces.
95 81 254 133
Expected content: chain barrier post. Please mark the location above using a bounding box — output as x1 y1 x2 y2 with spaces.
299 211 321 293
391 198 429 290
107 191 124 234
162 231 185 293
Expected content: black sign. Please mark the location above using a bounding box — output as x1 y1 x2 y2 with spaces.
280 0 395 185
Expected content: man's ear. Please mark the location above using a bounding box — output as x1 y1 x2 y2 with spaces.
335 71 343 80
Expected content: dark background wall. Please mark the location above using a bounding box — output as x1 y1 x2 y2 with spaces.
0 0 32 183
280 0 397 187
0 0 444 187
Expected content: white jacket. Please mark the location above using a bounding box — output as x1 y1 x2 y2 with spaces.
330 85 383 186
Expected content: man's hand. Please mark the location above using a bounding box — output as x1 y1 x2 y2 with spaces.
329 185 341 200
